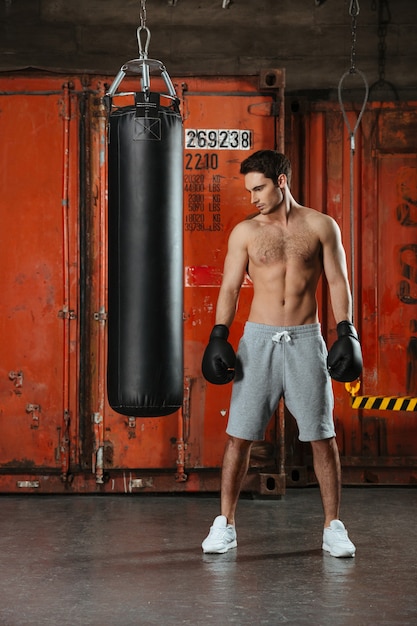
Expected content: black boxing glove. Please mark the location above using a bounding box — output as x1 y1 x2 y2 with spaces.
202 324 236 385
327 321 363 382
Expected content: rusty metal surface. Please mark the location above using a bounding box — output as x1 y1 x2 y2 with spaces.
0 73 416 492
299 100 417 483
0 77 81 479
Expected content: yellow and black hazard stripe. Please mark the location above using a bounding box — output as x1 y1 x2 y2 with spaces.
351 396 417 412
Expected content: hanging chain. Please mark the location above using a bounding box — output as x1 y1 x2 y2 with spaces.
349 0 360 73
140 0 147 29
371 0 391 83
137 0 150 60
339 0 368 324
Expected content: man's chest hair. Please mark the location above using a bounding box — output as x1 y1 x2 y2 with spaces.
248 222 320 266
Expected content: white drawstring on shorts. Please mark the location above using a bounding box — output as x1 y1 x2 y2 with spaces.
271 331 292 343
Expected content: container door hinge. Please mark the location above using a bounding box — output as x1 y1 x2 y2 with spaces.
58 307 77 320
93 307 108 322
9 370 24 388
26 403 40 429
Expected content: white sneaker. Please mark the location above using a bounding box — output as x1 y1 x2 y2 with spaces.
322 520 356 558
202 515 237 554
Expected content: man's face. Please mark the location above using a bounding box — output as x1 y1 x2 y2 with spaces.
244 171 284 215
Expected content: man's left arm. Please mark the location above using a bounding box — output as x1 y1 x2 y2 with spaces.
322 216 363 382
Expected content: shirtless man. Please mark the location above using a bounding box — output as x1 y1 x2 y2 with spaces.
201 150 362 558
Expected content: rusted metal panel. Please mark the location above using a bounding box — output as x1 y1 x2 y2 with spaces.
1 72 416 491
181 77 283 473
0 77 80 479
299 100 417 484
356 105 417 473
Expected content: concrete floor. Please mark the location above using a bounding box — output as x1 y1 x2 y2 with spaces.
0 487 416 626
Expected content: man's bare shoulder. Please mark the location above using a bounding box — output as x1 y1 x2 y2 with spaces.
229 215 261 237
297 205 339 234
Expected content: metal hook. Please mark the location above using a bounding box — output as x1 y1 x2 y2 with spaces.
338 68 369 152
137 25 151 59
337 66 368 324
349 0 360 16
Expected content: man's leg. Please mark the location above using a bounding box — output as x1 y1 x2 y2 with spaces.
310 437 341 527
221 436 253 525
201 435 252 553
312 437 356 557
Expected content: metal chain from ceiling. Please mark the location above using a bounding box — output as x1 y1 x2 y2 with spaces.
140 0 147 28
369 0 398 99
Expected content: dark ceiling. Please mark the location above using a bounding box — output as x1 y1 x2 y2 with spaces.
1 0 415 98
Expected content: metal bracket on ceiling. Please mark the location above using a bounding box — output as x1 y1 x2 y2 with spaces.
167 0 233 8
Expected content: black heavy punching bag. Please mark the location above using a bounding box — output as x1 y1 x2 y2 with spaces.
107 75 183 416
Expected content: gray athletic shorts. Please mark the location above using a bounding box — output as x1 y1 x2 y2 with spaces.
226 322 335 442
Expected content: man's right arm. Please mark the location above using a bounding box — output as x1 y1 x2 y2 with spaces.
202 224 249 384
215 223 249 327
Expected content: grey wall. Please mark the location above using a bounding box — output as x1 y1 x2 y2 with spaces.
1 0 416 99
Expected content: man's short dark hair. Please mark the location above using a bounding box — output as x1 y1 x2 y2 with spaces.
240 150 292 187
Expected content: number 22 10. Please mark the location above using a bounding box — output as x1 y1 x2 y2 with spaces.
185 153 219 170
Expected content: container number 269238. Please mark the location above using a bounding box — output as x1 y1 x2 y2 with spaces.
185 129 252 150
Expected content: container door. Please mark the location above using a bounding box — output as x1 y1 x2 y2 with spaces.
182 77 284 475
0 78 80 489
291 100 417 484
360 105 417 471
375 153 417 399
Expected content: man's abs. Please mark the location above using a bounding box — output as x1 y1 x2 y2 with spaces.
246 265 320 327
